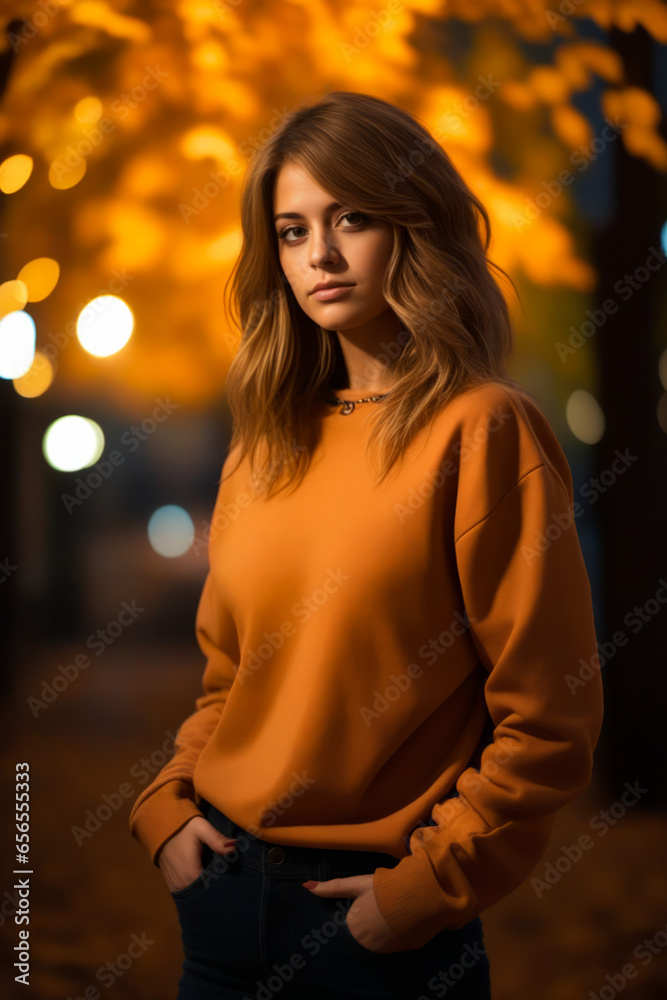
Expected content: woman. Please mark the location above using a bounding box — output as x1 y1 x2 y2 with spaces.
129 91 605 999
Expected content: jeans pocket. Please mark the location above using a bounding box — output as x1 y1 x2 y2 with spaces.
169 843 232 899
337 896 382 957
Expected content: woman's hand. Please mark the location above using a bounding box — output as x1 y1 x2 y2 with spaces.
302 873 406 954
157 816 237 893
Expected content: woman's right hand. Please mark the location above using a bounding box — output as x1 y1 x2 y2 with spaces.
157 815 237 893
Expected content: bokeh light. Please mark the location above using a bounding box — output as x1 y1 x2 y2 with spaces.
49 154 86 190
75 96 103 123
42 415 105 472
0 309 36 379
16 257 60 302
566 389 606 445
147 505 195 558
0 279 29 319
0 153 33 193
13 350 55 398
76 295 134 357
659 347 667 391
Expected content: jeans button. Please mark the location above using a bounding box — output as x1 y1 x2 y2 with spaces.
267 846 285 864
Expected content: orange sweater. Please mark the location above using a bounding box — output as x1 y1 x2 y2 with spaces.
129 381 604 950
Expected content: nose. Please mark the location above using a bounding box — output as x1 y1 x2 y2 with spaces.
309 229 340 268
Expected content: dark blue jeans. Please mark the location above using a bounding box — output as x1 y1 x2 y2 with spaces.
170 797 492 999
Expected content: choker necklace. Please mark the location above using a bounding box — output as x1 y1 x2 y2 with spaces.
324 389 393 415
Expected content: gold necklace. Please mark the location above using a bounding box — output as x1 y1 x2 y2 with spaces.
324 389 393 415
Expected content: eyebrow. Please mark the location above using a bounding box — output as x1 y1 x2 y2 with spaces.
274 201 345 223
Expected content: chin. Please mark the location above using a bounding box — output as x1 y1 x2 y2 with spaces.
309 307 367 325
305 309 357 326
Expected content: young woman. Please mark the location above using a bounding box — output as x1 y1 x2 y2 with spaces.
129 91 605 999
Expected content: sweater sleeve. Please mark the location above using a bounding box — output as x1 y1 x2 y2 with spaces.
371 458 605 950
128 460 240 867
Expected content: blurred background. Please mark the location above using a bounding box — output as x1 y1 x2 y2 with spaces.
1 2 666 998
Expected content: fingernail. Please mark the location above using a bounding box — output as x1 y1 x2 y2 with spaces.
302 881 318 888
223 840 236 847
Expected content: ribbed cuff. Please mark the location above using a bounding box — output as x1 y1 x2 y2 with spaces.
373 844 477 950
372 852 452 950
129 779 204 867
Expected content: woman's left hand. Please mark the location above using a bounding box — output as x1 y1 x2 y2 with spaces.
302 873 406 954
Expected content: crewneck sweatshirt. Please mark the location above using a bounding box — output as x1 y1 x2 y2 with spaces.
129 380 604 951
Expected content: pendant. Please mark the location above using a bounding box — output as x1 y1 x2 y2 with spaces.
341 401 355 415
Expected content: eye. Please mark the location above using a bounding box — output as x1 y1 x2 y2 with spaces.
276 212 369 244
341 211 366 226
277 224 307 243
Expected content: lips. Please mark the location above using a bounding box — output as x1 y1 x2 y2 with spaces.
310 285 355 302
309 283 355 295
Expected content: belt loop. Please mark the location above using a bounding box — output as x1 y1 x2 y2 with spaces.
224 813 240 841
209 804 237 842
318 854 330 883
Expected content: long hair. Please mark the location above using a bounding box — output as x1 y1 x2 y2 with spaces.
222 90 530 496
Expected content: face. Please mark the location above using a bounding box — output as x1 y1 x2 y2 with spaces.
273 161 396 334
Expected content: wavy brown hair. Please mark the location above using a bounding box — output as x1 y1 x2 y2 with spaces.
222 90 530 496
